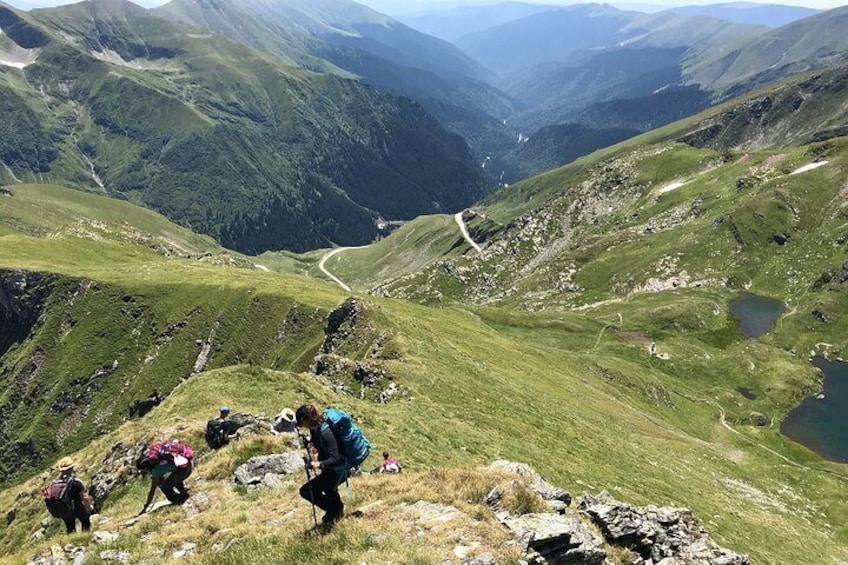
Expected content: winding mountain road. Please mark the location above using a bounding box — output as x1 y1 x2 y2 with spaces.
319 246 368 291
454 211 483 253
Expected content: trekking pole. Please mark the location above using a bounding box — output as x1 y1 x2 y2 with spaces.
301 435 318 528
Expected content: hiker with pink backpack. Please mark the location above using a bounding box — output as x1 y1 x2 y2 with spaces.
136 440 194 514
43 457 94 534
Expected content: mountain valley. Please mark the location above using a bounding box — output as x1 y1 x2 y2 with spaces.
1 1 848 564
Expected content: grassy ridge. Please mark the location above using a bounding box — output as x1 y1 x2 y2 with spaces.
0 184 219 253
0 182 845 561
0 182 344 485
1 289 847 562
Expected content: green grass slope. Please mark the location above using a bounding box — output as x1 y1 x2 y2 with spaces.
687 5 848 97
1 289 847 562
0 182 342 486
0 184 219 255
0 192 847 562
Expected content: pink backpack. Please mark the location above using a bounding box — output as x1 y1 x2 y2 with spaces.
164 441 194 467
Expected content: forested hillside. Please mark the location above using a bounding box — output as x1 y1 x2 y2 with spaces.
0 0 486 253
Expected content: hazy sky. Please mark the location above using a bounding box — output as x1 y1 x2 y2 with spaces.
6 0 846 13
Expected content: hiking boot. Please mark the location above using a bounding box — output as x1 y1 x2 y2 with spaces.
321 508 344 524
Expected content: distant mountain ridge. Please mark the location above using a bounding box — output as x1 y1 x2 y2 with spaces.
398 1 556 42
687 5 848 97
445 2 848 182
0 0 487 253
668 2 820 27
156 0 519 164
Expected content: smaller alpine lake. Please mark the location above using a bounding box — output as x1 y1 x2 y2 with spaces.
729 293 785 338
781 358 848 463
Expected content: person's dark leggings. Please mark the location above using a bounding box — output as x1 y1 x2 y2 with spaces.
162 466 193 504
299 469 345 520
62 506 91 534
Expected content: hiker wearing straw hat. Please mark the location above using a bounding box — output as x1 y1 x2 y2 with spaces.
42 457 93 533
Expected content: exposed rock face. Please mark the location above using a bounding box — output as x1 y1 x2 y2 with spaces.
812 308 830 324
399 500 464 526
92 530 119 545
772 232 790 246
579 492 749 565
233 451 303 487
228 413 268 438
88 439 147 512
320 298 366 356
812 260 848 291
488 462 746 565
489 461 601 564
488 460 572 511
501 512 606 565
0 270 53 356
312 299 406 403
128 391 164 419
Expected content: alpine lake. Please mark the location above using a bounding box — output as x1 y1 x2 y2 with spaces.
730 293 848 463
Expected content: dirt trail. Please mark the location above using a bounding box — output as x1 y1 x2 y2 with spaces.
790 161 828 175
455 212 483 253
319 246 368 292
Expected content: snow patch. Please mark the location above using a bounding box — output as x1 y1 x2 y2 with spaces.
790 161 828 175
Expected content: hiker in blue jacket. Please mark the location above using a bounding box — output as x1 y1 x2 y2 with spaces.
296 404 345 524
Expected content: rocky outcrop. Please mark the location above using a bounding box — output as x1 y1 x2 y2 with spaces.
312 354 405 403
312 299 407 403
319 298 367 356
26 544 86 565
487 462 747 565
579 492 749 565
714 216 746 247
502 512 606 565
233 451 304 487
488 461 602 564
128 391 164 419
88 439 147 512
0 270 53 356
488 460 572 512
812 260 848 291
399 501 464 526
227 413 269 438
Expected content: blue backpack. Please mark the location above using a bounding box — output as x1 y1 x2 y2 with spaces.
324 408 371 472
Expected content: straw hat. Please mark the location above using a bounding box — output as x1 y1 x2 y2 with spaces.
58 457 75 471
279 408 296 424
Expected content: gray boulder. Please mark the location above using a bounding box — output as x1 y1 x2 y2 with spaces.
399 500 464 525
579 492 749 565
462 553 496 565
489 460 572 509
501 512 606 565
233 452 303 486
